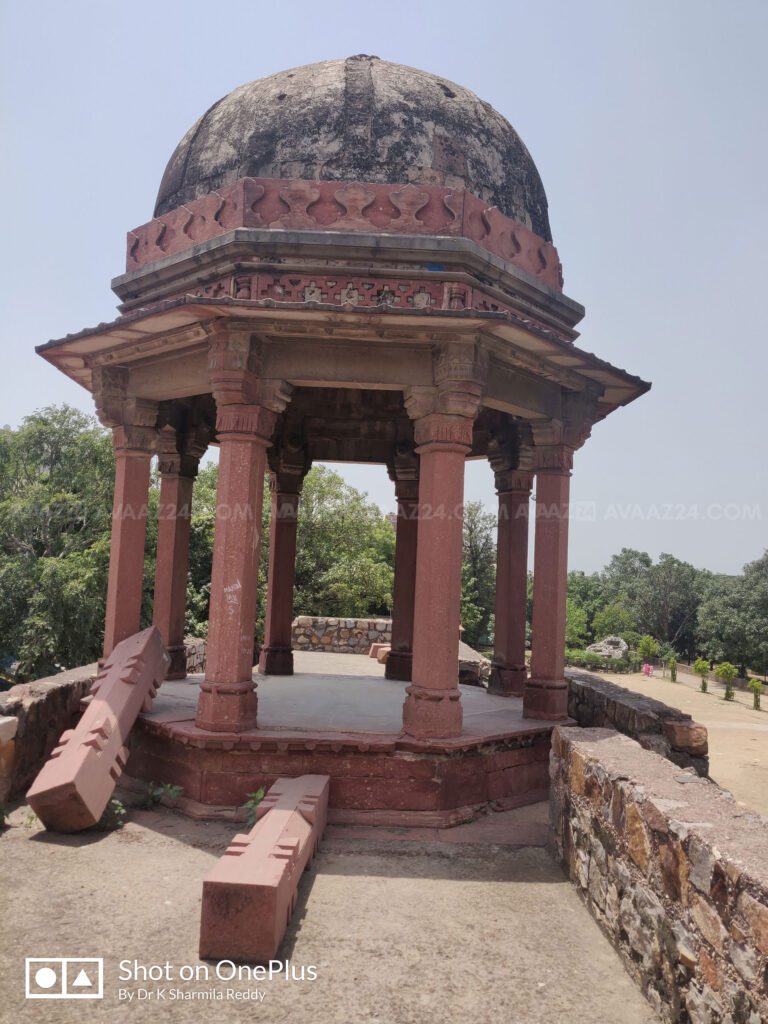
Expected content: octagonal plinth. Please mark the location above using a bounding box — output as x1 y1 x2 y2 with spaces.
124 665 560 827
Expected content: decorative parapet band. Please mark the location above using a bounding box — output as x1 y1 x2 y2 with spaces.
126 177 563 291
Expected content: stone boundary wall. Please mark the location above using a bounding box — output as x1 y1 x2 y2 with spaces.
0 664 97 802
551 726 768 1024
292 616 392 654
567 669 709 776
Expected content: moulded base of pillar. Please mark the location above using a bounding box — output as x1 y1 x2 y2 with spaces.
402 684 463 739
258 646 294 675
195 681 258 732
385 650 412 681
166 645 188 681
487 663 527 697
522 678 569 721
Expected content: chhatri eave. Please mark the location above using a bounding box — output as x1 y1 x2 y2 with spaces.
36 55 650 761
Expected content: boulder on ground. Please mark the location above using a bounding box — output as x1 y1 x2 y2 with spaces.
586 636 629 659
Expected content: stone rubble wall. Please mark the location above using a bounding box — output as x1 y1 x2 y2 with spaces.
0 665 97 802
184 637 207 674
551 726 768 1024
567 669 709 776
292 616 392 654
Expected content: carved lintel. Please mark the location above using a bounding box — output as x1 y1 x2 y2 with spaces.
434 341 489 388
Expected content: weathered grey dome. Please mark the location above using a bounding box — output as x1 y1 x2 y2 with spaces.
155 56 552 240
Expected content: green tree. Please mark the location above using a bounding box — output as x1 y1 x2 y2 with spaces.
693 657 710 693
697 575 750 674
461 501 496 648
0 407 116 677
637 635 660 662
748 678 762 710
567 570 605 642
715 661 738 702
742 551 768 676
592 602 637 644
565 597 589 648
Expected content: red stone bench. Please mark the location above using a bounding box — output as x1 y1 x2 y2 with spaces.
199 774 329 962
26 627 168 832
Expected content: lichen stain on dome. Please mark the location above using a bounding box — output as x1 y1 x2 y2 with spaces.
155 55 551 241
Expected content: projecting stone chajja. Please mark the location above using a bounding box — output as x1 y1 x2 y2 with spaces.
199 775 329 962
26 627 168 832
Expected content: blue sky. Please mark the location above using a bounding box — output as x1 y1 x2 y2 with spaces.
2 1 766 573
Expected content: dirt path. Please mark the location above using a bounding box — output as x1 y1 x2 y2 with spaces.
597 670 768 815
0 801 658 1024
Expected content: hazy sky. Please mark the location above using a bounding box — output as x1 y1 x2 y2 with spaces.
2 1 766 574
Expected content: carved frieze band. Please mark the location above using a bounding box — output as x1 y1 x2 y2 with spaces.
126 176 563 291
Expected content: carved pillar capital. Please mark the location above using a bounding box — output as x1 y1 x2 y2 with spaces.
156 422 210 478
93 366 158 454
206 320 293 413
215 404 278 445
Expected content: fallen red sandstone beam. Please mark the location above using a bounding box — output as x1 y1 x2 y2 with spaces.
26 627 168 832
199 774 329 963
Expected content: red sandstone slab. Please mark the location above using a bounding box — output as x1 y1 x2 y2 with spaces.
27 628 168 832
199 774 329 963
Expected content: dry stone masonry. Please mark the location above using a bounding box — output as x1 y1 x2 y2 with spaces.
551 727 768 1024
292 616 392 654
567 669 709 776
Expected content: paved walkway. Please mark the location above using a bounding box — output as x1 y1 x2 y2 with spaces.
0 800 658 1024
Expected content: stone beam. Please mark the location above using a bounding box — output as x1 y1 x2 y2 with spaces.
26 628 168 832
199 775 330 962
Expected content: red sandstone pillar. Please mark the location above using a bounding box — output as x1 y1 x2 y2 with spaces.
386 477 419 682
403 412 474 738
152 430 205 679
489 470 533 696
196 404 275 732
103 425 155 657
524 451 572 720
259 480 301 675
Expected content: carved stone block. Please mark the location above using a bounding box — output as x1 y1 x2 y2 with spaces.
199 775 330 962
26 627 168 832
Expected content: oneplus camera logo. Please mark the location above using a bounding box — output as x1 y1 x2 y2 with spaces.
25 958 104 999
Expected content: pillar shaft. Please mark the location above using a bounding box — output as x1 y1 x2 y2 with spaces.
403 414 473 739
153 465 196 679
103 434 153 657
489 474 532 696
196 404 274 732
524 466 571 720
259 487 300 675
386 484 418 682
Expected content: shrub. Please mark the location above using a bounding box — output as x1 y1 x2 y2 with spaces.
693 657 710 693
139 782 184 810
668 656 677 682
747 678 763 710
243 787 266 829
715 661 738 701
95 799 126 831
637 635 661 662
564 649 638 674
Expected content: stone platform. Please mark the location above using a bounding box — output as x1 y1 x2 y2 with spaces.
126 652 560 827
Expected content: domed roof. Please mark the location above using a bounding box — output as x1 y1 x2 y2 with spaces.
155 56 552 240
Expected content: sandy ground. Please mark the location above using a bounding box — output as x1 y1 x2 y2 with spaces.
0 800 658 1024
597 669 768 815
